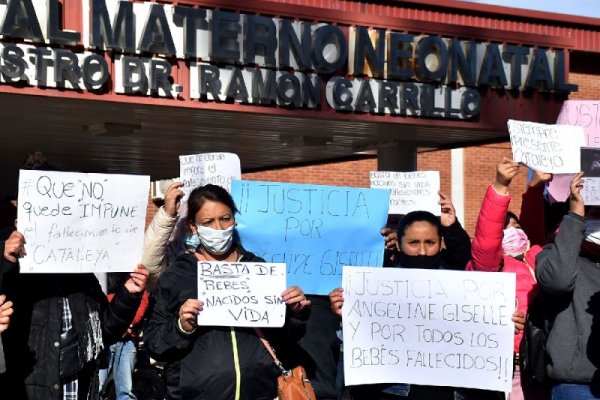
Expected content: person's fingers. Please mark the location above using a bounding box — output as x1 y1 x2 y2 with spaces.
0 301 13 312
285 295 306 305
282 286 303 301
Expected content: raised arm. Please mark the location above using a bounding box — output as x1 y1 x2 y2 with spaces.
467 158 519 272
141 182 184 285
535 172 585 294
438 191 471 269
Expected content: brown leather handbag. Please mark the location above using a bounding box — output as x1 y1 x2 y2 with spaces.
255 329 316 400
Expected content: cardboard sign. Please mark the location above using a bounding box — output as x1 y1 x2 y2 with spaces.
231 180 390 295
508 119 584 174
179 152 241 195
17 170 149 273
342 267 516 393
197 261 287 327
370 171 440 215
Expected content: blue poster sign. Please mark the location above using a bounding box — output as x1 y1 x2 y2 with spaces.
231 180 390 294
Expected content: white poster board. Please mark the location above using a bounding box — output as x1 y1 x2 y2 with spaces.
17 170 149 273
197 261 287 327
342 267 516 393
370 171 440 215
507 119 584 173
179 152 241 196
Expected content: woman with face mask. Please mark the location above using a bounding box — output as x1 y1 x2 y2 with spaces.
329 194 473 400
535 172 600 400
466 158 550 400
143 184 311 400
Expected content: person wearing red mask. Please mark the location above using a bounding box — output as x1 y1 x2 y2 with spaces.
467 158 550 400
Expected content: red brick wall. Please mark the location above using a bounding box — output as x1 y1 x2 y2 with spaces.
461 144 528 235
242 158 377 187
570 72 600 100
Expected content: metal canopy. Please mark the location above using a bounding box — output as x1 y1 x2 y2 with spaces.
0 92 507 197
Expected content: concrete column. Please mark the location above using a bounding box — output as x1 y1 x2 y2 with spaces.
376 143 417 172
451 148 465 226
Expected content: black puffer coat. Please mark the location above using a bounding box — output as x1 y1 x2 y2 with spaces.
144 249 309 400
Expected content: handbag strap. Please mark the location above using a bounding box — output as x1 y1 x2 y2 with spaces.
254 328 288 375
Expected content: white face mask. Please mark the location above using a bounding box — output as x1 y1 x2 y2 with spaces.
195 224 235 255
584 220 600 245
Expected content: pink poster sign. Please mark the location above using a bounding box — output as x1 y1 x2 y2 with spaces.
548 101 600 201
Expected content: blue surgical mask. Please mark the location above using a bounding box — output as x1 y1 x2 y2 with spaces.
185 233 201 250
196 224 235 255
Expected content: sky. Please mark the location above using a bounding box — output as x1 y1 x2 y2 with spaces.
460 0 600 19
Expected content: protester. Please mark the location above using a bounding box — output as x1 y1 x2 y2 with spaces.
143 184 311 399
535 172 600 399
142 181 186 287
0 229 21 375
99 273 150 400
467 158 550 400
329 192 472 400
0 223 149 399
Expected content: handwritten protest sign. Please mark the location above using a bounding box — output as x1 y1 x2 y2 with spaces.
556 100 600 147
549 101 600 202
342 267 515 393
17 170 149 273
508 119 584 174
197 261 287 327
231 180 389 295
179 152 241 196
370 171 440 215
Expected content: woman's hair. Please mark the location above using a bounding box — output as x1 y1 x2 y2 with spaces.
186 184 239 224
397 211 441 240
504 211 520 229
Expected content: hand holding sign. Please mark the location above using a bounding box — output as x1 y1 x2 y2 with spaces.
124 264 150 294
164 182 185 217
282 286 310 314
570 172 585 217
329 287 344 317
3 231 25 263
438 191 457 227
493 157 520 194
179 299 204 333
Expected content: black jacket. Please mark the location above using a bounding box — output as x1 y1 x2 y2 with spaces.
144 249 310 400
0 226 143 400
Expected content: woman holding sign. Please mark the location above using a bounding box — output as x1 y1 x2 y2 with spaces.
144 184 311 400
330 198 472 400
467 158 551 400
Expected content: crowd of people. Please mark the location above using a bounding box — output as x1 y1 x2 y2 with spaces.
0 155 599 400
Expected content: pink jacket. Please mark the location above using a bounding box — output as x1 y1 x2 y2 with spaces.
466 185 541 353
